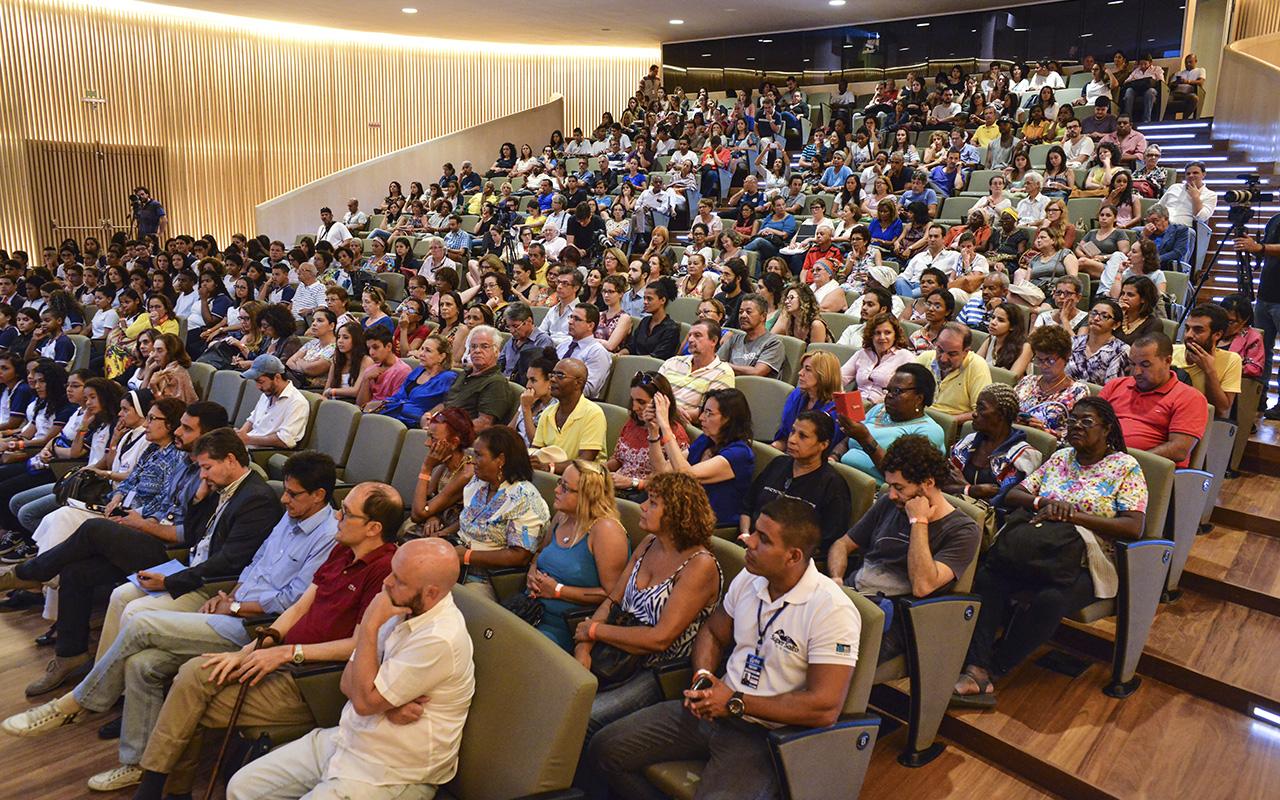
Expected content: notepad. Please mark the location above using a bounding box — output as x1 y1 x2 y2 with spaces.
127 559 187 596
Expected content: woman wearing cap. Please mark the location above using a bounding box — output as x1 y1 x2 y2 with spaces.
409 407 475 541
527 460 630 652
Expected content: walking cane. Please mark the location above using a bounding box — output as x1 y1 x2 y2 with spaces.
203 625 282 800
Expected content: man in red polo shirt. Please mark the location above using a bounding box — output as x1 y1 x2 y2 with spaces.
1100 332 1207 468
127 481 404 800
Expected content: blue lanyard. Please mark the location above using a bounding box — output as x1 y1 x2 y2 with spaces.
755 600 788 656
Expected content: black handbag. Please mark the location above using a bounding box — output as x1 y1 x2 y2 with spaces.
53 466 113 506
501 591 544 627
986 510 1086 588
589 602 646 690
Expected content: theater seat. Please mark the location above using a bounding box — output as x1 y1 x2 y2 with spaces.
600 401 629 455
235 380 263 427
736 375 794 443
267 399 360 479
68 334 91 371
1066 448 1176 697
242 588 596 800
604 355 663 408
817 313 857 343
668 297 702 326
1231 377 1264 470
807 341 859 373
337 414 407 486
924 407 959 447
775 335 805 384
207 370 247 420
831 460 878 523
390 429 430 505
187 362 216 400
644 589 884 800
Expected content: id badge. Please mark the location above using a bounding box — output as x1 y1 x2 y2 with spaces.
742 653 765 689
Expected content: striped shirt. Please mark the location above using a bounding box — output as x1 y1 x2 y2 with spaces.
658 355 735 420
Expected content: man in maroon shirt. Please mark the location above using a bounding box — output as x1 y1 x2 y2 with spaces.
1099 332 1207 468
129 482 404 800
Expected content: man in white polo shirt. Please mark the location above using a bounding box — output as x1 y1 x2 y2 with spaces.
237 355 310 450
227 538 475 800
590 496 861 799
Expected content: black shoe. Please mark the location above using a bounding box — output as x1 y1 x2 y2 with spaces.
0 530 24 555
1265 406 1280 421
34 624 56 647
0 589 42 611
98 716 122 740
0 540 36 564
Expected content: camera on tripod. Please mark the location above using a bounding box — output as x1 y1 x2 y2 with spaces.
1221 174 1274 207
127 192 143 209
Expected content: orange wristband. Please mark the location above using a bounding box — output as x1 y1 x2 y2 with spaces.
588 622 599 641
462 548 472 565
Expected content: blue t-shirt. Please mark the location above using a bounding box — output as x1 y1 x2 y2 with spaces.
135 200 166 236
687 436 755 526
929 166 958 197
869 217 903 244
902 187 939 208
39 334 75 364
774 389 838 448
362 315 395 334
839 404 947 482
821 165 853 188
1 381 35 423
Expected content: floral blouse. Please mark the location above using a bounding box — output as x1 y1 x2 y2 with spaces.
111 442 185 520
614 418 689 481
1020 449 1148 599
1066 334 1130 386
458 477 550 582
1014 375 1089 441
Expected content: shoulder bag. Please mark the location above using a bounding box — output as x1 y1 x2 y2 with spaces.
985 509 1085 587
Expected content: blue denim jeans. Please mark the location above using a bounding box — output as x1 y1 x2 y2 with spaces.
10 484 55 535
72 609 248 764
896 277 921 298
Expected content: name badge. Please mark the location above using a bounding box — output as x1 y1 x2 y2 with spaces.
742 653 765 689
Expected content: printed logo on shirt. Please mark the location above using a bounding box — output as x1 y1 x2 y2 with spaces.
772 629 800 654
836 643 852 655
347 583 357 592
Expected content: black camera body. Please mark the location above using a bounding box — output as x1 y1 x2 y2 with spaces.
128 193 143 209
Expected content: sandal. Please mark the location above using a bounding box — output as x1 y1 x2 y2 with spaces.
950 668 997 709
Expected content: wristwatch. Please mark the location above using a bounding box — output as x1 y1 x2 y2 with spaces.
726 691 745 718
292 644 305 665
229 600 242 616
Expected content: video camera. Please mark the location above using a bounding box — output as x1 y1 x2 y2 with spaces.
1222 174 1274 206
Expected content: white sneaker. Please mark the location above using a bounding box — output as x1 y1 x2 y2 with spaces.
0 699 81 737
87 764 144 792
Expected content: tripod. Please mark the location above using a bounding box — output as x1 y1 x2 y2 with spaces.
1182 206 1255 327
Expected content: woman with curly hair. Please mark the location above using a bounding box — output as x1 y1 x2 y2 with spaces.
573 470 722 742
771 282 831 344
527 460 630 652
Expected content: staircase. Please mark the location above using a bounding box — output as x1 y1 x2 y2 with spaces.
1134 118 1279 402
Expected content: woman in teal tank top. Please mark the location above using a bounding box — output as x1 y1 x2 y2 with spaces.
528 461 631 651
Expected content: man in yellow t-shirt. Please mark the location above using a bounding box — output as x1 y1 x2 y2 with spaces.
971 107 1002 149
532 358 607 473
1173 303 1242 416
916 323 992 422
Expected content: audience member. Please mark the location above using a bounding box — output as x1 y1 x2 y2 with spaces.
750 412 851 549
1067 299 1131 385
718 293 785 378
835 362 946 482
647 387 754 528
606 370 689 500
944 383 1045 512
1099 332 1207 467
438 325 515 430
237 354 311 449
917 322 992 422
556 303 612 399
1015 325 1090 440
658 318 735 425
828 434 981 661
1173 302 1242 415
532 358 607 469
840 313 916 405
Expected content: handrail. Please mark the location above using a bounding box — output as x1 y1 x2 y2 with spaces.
1214 32 1280 169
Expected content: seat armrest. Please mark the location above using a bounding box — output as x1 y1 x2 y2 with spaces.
655 660 693 701
487 566 529 603
284 661 345 680
1105 538 1173 697
767 713 880 800
1167 469 1211 595
894 593 980 766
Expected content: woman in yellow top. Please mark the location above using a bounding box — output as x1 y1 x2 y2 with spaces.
105 290 179 379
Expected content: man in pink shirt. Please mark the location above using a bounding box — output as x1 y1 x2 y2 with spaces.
1099 115 1148 169
357 325 411 411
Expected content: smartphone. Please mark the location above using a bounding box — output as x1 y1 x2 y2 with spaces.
691 675 714 692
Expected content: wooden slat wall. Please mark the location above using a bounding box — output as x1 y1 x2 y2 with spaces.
0 0 655 251
1233 0 1280 40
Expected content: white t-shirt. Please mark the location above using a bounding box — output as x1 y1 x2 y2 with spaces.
1016 194 1050 224
91 308 119 339
902 248 960 283
1034 307 1088 330
721 561 862 727
1029 71 1065 90
317 221 353 248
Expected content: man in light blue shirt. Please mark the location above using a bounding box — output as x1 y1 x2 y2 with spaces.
1 452 340 787
557 304 614 399
900 171 939 218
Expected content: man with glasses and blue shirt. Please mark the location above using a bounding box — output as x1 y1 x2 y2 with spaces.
1 452 339 795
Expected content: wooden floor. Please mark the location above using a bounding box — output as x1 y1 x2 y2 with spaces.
0 604 224 800
862 725 1053 800
1184 524 1280 600
948 656 1280 800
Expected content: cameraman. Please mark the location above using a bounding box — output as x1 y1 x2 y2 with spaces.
1235 212 1280 419
131 186 167 241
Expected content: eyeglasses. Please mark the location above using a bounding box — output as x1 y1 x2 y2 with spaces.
555 478 579 493
1032 355 1061 367
337 504 370 521
1064 417 1100 430
469 342 496 351
1089 309 1115 321
1052 289 1079 298
884 386 918 398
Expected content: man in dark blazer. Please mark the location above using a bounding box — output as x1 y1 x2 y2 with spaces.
0 426 282 697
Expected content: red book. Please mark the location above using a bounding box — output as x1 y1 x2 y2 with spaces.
834 391 865 423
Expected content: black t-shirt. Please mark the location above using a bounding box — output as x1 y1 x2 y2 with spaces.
843 493 980 597
1257 213 1280 304
628 315 680 359
566 216 606 257
715 289 745 328
748 457 852 551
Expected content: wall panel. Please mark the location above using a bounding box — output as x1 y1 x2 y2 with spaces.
1233 0 1280 39
0 0 656 250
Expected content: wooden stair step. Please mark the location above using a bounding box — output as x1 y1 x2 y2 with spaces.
1182 523 1280 612
861 724 1053 800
